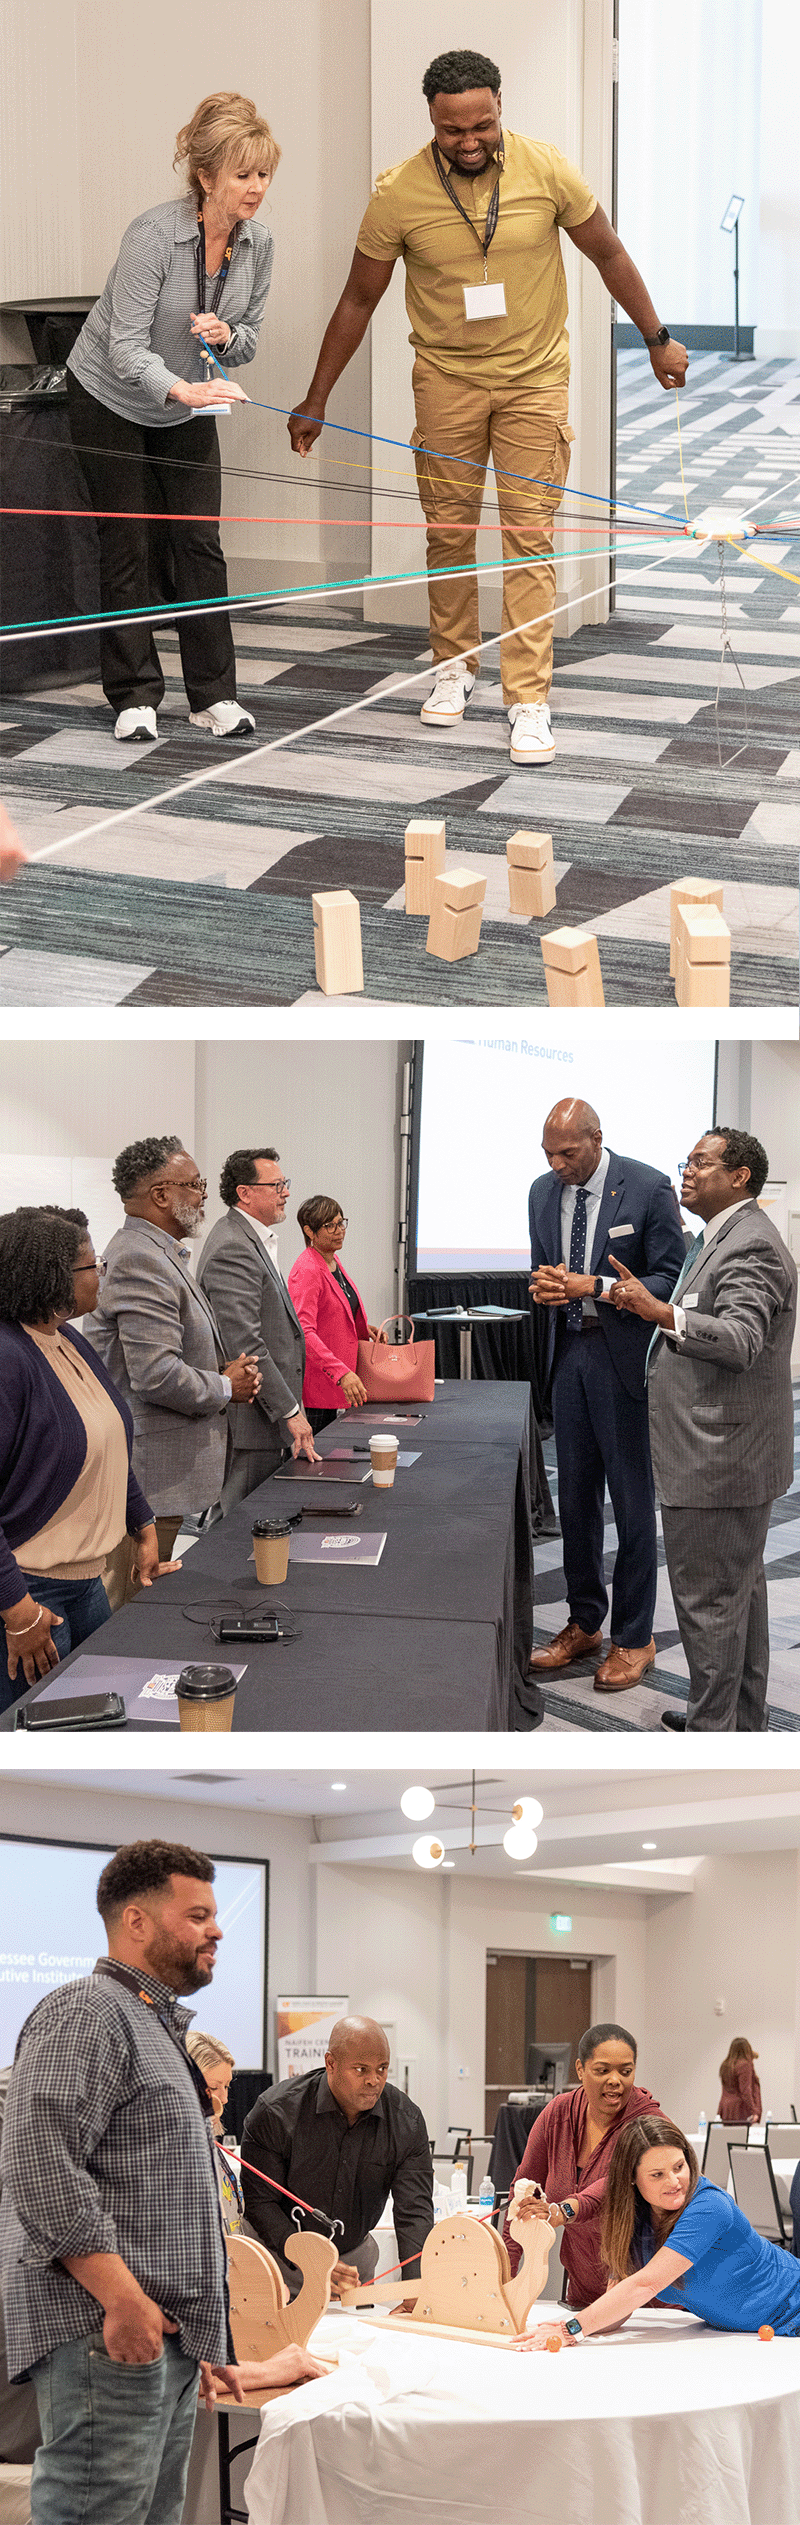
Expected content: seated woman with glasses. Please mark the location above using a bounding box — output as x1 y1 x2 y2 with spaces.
0 1207 178 1713
514 2114 800 2349
288 1197 385 1435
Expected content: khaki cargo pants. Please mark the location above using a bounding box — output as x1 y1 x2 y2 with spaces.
411 359 573 706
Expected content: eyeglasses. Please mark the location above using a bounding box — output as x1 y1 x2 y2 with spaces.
678 1156 716 1174
75 1255 107 1276
254 1175 291 1194
152 1176 208 1196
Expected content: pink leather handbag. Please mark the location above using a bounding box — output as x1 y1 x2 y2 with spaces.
355 1316 436 1404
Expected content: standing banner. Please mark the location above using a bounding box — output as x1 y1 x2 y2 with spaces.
276 1996 349 2081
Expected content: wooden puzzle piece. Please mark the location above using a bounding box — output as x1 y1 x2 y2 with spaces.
541 926 605 1008
506 830 557 918
312 890 364 995
216 2230 338 2405
674 901 731 1007
669 877 724 977
426 870 486 963
338 2206 555 2346
405 819 446 913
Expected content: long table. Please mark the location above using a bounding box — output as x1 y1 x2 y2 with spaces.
2 1384 539 1734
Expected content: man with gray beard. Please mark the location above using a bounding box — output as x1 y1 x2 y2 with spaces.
83 1137 260 1598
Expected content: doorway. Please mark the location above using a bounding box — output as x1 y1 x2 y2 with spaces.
485 1952 592 2134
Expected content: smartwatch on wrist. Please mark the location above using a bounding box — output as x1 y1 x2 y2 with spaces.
644 325 670 347
564 2315 585 2341
559 2199 577 2222
592 1275 604 1300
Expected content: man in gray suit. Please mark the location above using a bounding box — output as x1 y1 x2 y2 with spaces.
197 1149 320 1513
84 1136 261 1592
608 1126 797 1733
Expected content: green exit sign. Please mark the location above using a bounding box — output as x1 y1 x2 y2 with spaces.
550 1913 572 1934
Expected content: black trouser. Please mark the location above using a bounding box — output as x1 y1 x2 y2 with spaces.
66 369 237 714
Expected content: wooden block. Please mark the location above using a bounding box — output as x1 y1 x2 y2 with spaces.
507 832 556 917
339 2208 554 2340
541 926 605 1007
404 818 446 913
674 902 731 1008
669 877 724 977
426 869 486 963
312 889 364 995
506 829 553 872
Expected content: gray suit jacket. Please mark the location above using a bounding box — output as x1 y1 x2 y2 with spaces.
647 1202 797 1508
83 1218 230 1514
196 1209 306 1456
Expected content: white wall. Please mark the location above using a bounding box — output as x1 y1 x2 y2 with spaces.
617 0 763 331
643 1849 800 2129
756 0 800 355
0 1038 408 1322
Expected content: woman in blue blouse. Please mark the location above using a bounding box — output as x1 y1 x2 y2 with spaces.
515 2114 800 2348
66 92 279 743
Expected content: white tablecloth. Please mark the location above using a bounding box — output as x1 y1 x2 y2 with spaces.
243 2301 800 2525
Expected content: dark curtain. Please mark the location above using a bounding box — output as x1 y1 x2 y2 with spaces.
0 400 101 689
227 2067 272 2142
407 1271 558 1534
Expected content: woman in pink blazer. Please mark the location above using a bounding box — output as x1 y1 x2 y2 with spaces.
288 1196 382 1433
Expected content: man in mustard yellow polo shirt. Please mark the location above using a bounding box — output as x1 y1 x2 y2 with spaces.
289 47 687 765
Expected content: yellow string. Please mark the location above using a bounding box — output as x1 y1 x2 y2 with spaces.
675 388 690 524
728 536 800 588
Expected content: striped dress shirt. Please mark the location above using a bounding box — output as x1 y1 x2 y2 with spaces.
0 1964 230 2378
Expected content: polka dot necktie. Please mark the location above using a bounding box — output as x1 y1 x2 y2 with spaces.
567 1187 587 1330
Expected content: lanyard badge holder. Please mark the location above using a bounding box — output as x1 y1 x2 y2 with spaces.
195 212 235 386
432 134 507 321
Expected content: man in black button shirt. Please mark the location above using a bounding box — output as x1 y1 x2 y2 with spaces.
241 2016 434 2297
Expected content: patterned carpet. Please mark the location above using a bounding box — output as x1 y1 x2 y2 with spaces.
527 1381 800 1735
0 353 798 1006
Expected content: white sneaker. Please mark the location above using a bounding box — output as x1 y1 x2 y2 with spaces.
188 701 255 737
114 706 158 742
508 702 555 764
420 669 475 725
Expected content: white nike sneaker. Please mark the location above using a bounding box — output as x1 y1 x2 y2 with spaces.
114 706 158 742
420 669 475 725
188 701 255 737
508 702 556 764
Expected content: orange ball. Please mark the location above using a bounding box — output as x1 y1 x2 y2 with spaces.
546 2334 562 2353
758 2325 775 2342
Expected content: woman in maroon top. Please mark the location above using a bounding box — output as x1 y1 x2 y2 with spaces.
718 2037 762 2124
503 2023 660 2308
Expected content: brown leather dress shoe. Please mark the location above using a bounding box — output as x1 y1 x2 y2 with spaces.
593 1638 656 1692
530 1621 603 1671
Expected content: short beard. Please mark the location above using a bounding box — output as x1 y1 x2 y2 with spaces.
172 1195 204 1236
142 1928 215 1994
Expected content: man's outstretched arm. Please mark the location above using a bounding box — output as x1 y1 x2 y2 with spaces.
565 204 688 390
289 248 396 453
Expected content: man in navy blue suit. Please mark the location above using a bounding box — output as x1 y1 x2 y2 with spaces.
528 1098 685 1692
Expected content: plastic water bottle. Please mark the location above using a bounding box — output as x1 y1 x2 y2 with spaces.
451 2162 468 2212
698 2111 707 2140
432 2180 449 2224
478 2177 495 2215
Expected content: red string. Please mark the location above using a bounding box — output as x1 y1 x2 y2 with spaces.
0 503 686 535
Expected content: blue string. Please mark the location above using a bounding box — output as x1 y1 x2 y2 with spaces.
200 339 690 534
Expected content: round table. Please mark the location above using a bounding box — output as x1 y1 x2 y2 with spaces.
243 2300 800 2525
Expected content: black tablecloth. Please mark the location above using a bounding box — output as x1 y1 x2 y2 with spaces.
488 2100 549 2192
3 1385 540 1734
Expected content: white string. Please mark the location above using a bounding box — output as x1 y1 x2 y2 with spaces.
26 538 670 866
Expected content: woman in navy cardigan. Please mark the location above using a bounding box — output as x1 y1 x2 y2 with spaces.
0 1208 176 1712
288 1196 382 1434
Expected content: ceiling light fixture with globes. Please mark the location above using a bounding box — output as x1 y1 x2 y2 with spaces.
403 1776 544 1870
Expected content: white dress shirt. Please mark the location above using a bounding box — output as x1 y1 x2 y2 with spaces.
559 1149 612 1318
235 1207 299 1414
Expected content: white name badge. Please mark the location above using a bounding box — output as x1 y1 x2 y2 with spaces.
463 279 507 321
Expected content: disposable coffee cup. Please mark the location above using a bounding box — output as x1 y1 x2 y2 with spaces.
175 1664 237 1733
252 1518 292 1584
369 1433 399 1489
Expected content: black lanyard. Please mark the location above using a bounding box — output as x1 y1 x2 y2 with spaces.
431 133 505 278
195 210 235 317
93 1957 213 2118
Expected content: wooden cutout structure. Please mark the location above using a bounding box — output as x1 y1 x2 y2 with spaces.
405 819 446 913
338 2205 555 2346
669 877 724 978
541 926 605 1008
312 890 364 995
426 870 486 964
506 829 556 918
215 2230 338 2409
674 902 731 1007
